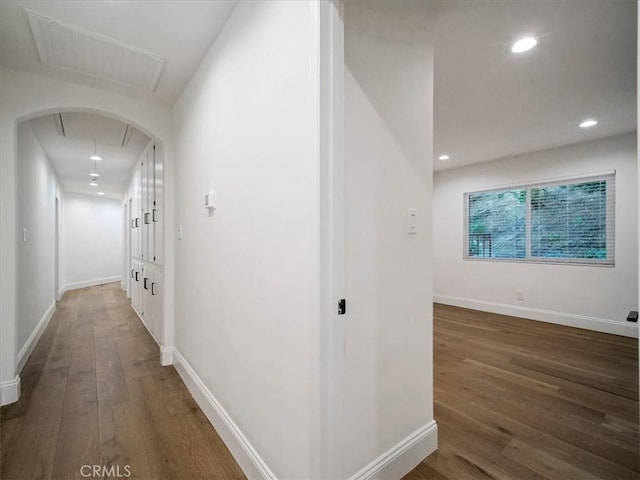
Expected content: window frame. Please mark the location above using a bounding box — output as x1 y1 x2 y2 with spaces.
463 171 615 267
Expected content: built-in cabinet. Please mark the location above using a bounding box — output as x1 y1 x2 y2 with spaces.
128 141 163 344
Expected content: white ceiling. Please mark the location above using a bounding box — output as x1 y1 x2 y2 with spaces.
3 0 637 190
30 112 150 200
0 0 238 105
1 0 237 200
433 0 637 171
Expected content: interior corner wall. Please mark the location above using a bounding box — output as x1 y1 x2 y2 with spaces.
16 120 59 357
61 192 123 291
172 1 322 478
342 0 436 477
434 133 638 338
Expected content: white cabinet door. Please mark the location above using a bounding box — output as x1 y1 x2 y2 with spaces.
134 164 143 259
131 170 137 259
153 143 163 265
141 152 148 261
148 266 163 342
132 260 142 313
147 145 155 263
142 263 151 325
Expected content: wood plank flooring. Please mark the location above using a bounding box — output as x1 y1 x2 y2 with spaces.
0 283 246 480
405 304 639 480
2 286 638 479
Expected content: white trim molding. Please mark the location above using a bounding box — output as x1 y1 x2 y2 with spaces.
1 375 21 406
17 300 56 372
348 421 438 480
60 275 121 295
160 346 175 366
172 348 276 480
435 294 639 338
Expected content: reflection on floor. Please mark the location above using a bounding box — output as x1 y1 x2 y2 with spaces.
405 304 639 480
1 283 245 480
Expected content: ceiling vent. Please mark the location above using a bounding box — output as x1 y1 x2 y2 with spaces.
121 124 133 147
26 9 165 91
53 113 65 137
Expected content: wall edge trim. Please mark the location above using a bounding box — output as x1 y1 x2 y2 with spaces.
17 299 56 373
0 375 20 406
160 346 174 366
61 276 122 295
435 294 639 338
348 421 438 480
173 348 276 480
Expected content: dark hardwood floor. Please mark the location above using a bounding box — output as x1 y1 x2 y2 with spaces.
405 304 639 480
2 286 638 479
0 283 245 480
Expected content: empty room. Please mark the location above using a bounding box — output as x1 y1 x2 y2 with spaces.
422 0 639 478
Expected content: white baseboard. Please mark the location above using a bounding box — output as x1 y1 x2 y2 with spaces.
0 375 20 406
60 275 122 295
132 305 155 342
160 346 175 366
17 300 56 373
172 348 275 480
435 294 639 338
348 421 438 480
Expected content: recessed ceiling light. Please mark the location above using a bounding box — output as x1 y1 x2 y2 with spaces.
510 37 537 54
90 181 98 186
90 155 102 161
97 192 105 195
438 154 451 161
579 119 598 128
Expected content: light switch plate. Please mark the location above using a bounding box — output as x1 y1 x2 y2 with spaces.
205 191 216 209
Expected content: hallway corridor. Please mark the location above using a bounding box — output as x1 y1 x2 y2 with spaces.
0 283 245 480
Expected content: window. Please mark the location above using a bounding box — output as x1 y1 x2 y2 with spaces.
464 172 615 265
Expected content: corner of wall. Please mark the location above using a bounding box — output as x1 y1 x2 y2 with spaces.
0 375 20 406
172 349 275 480
348 422 438 480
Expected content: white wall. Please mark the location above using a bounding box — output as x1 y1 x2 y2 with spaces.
61 192 122 290
172 2 323 478
16 120 60 361
341 0 436 477
1 66 173 404
434 133 638 338
637 0 640 388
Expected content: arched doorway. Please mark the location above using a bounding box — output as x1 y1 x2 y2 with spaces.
0 69 173 405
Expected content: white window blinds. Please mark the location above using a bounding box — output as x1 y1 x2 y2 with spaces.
464 172 615 266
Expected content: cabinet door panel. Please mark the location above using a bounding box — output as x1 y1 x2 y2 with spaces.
150 267 163 342
148 145 155 263
141 151 149 260
153 144 163 265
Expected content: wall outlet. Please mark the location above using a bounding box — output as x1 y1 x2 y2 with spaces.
517 290 525 301
407 208 417 234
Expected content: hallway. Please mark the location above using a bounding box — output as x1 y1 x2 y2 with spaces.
0 283 245 480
